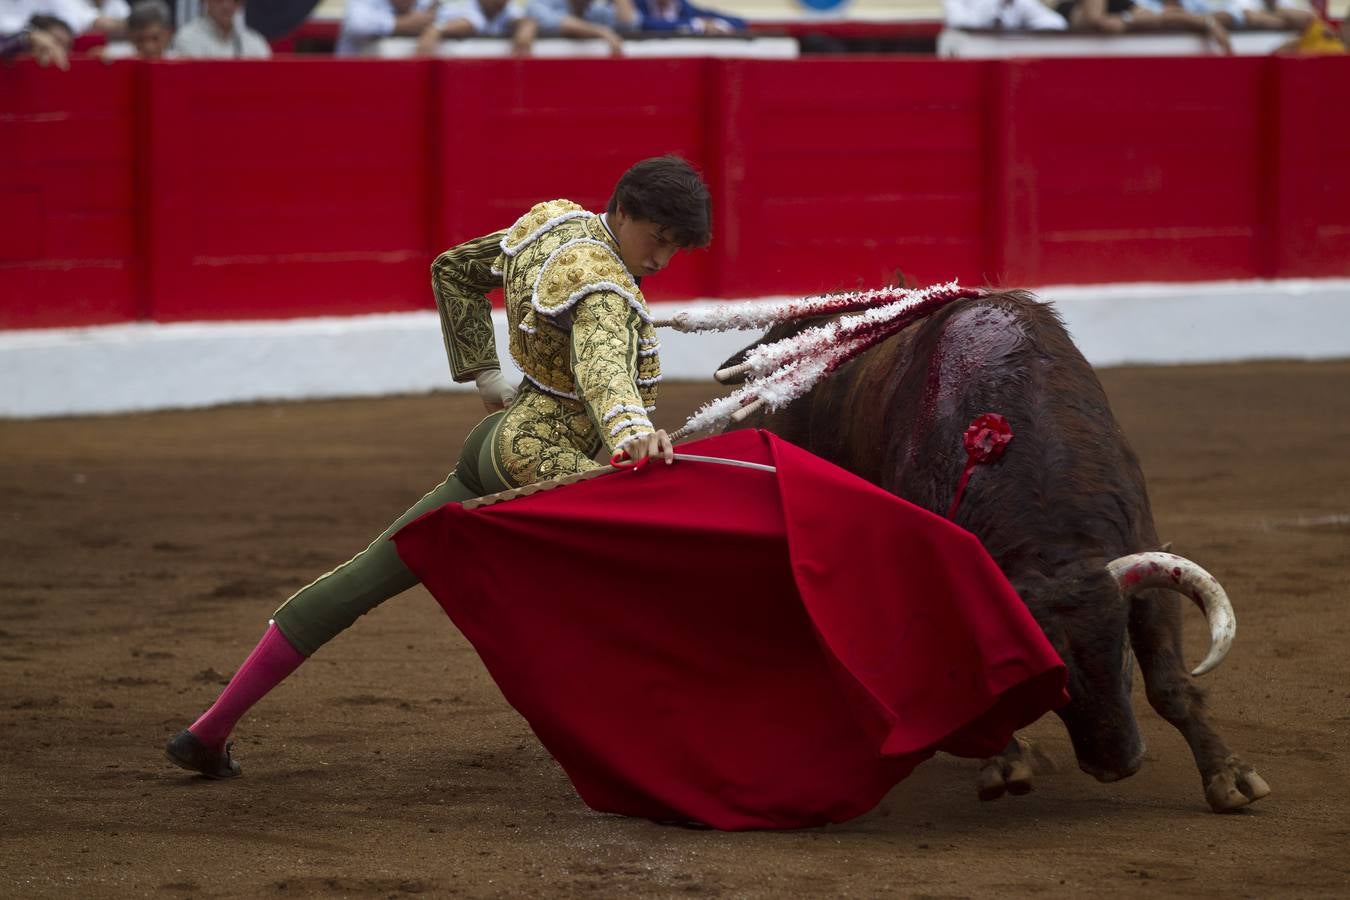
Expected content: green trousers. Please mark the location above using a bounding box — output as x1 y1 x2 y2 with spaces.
271 410 509 657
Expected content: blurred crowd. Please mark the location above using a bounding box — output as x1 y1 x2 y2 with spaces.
945 0 1348 54
0 0 750 66
2 0 1346 67
1 0 270 64
354 0 748 57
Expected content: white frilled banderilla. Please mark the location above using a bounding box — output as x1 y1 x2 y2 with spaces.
659 281 984 440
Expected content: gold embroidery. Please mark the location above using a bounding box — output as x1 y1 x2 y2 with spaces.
501 200 587 255
533 240 635 314
431 231 506 381
492 387 602 487
571 292 658 455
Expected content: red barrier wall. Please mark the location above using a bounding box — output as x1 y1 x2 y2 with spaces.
716 59 991 295
994 57 1276 285
430 59 717 300
1272 56 1350 278
144 60 435 322
0 63 139 329
2 55 1348 330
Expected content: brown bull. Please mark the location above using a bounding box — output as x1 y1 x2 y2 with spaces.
721 289 1269 813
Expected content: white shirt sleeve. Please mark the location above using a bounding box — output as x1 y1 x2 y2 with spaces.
487 1 525 35
342 0 399 39
1011 0 1068 28
241 26 272 57
945 0 997 28
525 0 568 32
584 0 619 27
96 0 132 19
437 0 487 29
42 0 101 34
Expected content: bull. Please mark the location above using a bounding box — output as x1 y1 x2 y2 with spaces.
719 289 1269 813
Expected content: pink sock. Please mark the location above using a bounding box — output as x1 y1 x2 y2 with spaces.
189 621 305 752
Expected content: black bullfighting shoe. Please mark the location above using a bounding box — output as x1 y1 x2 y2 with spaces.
164 729 242 779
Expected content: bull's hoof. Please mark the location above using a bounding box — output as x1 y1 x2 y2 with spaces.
1204 755 1270 812
976 757 1032 801
976 737 1051 801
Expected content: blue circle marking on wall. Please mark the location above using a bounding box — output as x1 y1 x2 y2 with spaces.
798 0 850 11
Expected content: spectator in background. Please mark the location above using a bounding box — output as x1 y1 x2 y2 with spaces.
126 0 173 58
1059 0 1233 53
85 0 131 37
2 0 98 39
634 0 745 35
336 0 440 57
172 0 270 58
1274 14 1348 52
1234 0 1315 30
1 12 75 67
1056 0 1131 32
1129 0 1235 52
414 0 531 55
525 0 637 54
945 0 1068 29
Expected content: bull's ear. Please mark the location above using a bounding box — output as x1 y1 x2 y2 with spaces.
1159 541 1173 553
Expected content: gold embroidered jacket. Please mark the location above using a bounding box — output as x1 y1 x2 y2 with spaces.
430 200 662 482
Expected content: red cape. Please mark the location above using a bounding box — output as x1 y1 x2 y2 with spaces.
394 429 1066 830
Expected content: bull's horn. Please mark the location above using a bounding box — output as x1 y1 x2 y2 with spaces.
1107 552 1235 677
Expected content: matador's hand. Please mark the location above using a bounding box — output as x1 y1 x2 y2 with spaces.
474 369 517 412
617 429 674 467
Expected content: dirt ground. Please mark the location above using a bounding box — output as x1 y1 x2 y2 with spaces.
2 361 1349 899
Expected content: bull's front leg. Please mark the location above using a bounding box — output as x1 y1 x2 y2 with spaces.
1129 590 1271 812
975 735 1054 801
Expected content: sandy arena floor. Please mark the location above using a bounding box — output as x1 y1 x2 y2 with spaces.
2 362 1349 898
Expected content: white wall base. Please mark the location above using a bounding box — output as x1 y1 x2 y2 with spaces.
3 279 1348 418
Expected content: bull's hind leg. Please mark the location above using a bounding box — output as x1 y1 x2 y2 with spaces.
1129 590 1270 812
975 736 1054 801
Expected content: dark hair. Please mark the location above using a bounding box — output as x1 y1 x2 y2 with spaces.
128 0 174 31
607 155 712 249
28 14 74 38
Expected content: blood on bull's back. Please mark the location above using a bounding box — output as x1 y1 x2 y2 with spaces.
886 294 1155 566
